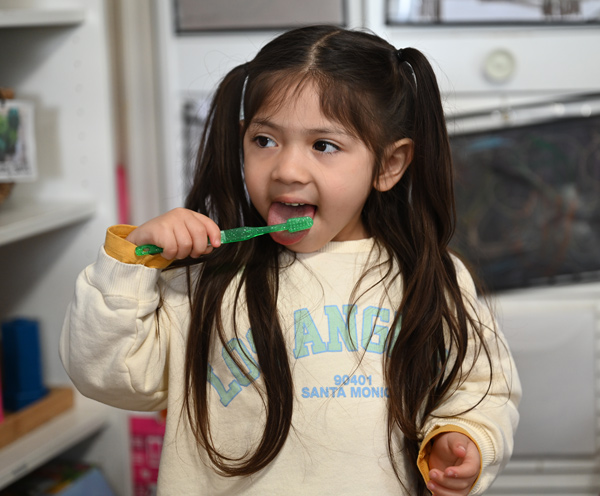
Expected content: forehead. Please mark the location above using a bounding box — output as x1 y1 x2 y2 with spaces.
252 78 355 134
255 78 318 115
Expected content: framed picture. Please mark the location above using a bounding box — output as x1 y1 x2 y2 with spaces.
0 100 37 182
175 0 346 32
448 94 600 291
387 0 600 25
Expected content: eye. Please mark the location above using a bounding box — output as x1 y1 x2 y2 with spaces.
313 140 340 154
253 135 276 148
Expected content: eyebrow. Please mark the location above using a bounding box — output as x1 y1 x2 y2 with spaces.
249 117 352 137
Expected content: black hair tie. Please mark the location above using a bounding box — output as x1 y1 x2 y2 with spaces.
395 48 417 90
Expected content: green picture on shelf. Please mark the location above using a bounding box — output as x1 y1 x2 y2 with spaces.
0 100 37 182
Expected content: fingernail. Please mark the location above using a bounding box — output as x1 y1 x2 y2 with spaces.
446 469 456 478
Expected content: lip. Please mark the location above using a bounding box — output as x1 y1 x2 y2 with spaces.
273 195 314 207
270 229 309 246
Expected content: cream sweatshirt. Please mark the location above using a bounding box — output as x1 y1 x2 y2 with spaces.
60 227 520 495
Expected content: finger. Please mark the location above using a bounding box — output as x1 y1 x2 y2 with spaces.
445 445 480 480
427 478 468 496
161 224 192 260
187 211 221 250
144 227 179 260
451 442 467 459
126 224 162 247
185 217 212 258
429 469 473 492
126 216 174 252
202 219 222 249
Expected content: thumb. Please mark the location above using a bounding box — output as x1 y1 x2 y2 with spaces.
451 441 467 459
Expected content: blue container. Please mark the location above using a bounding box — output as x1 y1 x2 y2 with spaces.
1 318 48 411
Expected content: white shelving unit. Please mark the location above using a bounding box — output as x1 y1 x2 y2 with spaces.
0 5 85 28
0 0 128 493
0 197 95 247
0 396 109 489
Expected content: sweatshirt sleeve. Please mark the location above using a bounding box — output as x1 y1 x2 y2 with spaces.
103 224 172 268
418 260 522 495
59 228 179 411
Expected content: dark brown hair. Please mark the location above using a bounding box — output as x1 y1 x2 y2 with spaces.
172 25 493 494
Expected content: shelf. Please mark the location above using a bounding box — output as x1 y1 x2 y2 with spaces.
0 197 96 247
0 7 85 28
0 395 109 490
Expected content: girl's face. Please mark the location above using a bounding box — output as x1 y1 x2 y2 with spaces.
243 82 376 253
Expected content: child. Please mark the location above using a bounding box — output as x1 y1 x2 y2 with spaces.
60 25 520 495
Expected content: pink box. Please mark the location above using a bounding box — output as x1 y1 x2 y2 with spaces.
129 415 166 496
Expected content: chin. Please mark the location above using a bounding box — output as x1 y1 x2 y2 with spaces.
282 236 330 254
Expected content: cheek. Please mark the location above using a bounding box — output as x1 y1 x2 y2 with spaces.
243 167 256 197
243 164 264 207
337 170 374 201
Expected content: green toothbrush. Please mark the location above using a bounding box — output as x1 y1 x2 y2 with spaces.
135 216 313 256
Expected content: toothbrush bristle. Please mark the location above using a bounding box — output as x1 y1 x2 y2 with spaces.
286 216 313 233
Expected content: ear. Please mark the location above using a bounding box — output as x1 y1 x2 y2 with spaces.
374 138 413 192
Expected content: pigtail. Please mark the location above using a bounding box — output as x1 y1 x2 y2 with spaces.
180 62 294 477
399 48 456 248
382 49 492 494
186 64 249 226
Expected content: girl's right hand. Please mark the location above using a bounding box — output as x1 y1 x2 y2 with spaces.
126 208 222 260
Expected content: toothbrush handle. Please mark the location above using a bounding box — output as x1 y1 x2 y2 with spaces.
135 222 290 256
135 244 165 256
220 224 284 243
134 234 221 255
134 230 233 256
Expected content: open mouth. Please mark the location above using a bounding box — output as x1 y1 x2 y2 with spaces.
267 202 316 245
268 202 316 225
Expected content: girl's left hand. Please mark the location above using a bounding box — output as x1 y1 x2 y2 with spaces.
426 432 480 496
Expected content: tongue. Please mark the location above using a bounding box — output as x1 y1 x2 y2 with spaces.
267 202 315 246
267 202 315 226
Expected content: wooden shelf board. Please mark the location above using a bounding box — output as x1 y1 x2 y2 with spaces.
0 387 74 449
0 394 109 490
0 7 85 28
0 197 96 247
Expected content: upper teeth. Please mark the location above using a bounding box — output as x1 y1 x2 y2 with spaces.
284 202 305 206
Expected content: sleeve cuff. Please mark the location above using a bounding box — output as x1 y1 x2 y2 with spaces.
104 225 173 269
417 424 482 490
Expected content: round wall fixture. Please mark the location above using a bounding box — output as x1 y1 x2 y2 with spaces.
483 48 516 84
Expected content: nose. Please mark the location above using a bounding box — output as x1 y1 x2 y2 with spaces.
271 145 311 185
